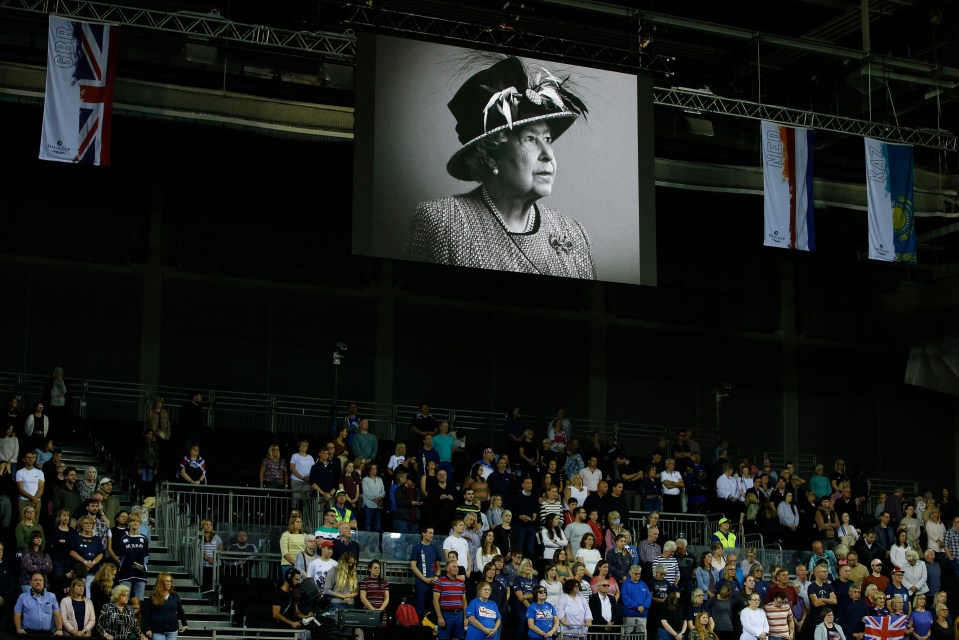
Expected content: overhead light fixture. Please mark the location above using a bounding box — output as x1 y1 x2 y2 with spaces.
685 115 715 136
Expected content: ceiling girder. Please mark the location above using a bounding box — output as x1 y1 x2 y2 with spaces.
656 87 958 151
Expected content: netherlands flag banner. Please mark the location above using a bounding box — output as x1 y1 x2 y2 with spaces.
39 16 119 166
865 137 916 264
762 121 816 251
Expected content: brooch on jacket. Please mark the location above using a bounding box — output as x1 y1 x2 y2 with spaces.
549 234 574 255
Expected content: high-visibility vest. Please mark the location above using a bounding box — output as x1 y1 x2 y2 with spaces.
713 529 736 548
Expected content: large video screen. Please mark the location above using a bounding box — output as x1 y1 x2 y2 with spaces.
353 34 656 286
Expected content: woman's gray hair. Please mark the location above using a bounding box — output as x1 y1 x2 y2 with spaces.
463 130 511 183
653 563 667 575
110 583 131 603
905 549 920 562
663 540 677 553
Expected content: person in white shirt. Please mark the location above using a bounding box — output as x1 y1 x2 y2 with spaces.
288 440 314 512
16 451 44 520
660 458 684 513
306 540 338 591
579 457 602 493
739 592 770 640
443 519 471 574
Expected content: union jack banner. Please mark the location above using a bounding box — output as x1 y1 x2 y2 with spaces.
864 614 909 640
40 16 119 165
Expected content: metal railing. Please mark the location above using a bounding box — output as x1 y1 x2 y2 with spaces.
211 628 304 640
762 451 818 480
629 511 724 547
0 370 705 451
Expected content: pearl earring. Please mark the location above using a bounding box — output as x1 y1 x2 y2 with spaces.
492 167 499 175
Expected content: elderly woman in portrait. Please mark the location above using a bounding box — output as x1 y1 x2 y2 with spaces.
409 56 595 279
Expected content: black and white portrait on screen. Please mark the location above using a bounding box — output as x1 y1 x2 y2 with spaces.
355 35 646 285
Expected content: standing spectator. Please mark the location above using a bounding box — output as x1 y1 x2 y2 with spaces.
411 526 441 618
60 577 95 637
527 585 559 638
141 572 188 640
359 559 391 626
70 515 104 595
466 580 502 640
280 514 306 568
661 459 685 513
16 450 44 522
15 504 44 553
434 559 468 640
361 463 385 533
411 403 439 443
351 419 378 467
288 440 314 512
23 402 50 453
20 531 53 593
764 591 794 639
433 421 455 479
514 477 539 559
179 391 205 448
42 368 70 431
96 584 143 640
144 397 171 442
177 445 207 486
502 406 525 461
556 577 591 639
135 430 160 497
77 467 98 503
199 519 222 593
622 564 651 636
14 572 64 635
0 421 18 478
259 444 287 490
116 515 149 600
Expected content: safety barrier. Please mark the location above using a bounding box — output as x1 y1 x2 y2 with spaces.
628 511 724 548
0 371 696 450
211 628 304 640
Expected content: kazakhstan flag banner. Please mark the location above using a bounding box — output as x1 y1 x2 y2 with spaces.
864 137 916 264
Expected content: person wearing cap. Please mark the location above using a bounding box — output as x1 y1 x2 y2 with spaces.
861 559 889 597
475 449 496 481
408 55 595 279
97 477 120 527
713 518 738 549
306 539 337 592
884 566 911 615
330 490 358 529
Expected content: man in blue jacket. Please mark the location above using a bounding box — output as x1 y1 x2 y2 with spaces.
621 564 651 636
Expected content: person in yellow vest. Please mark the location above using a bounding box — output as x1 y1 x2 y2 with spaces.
712 517 737 548
331 490 358 529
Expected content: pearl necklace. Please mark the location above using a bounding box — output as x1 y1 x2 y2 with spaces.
482 187 534 234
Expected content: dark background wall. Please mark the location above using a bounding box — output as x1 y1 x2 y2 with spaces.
1 102 955 491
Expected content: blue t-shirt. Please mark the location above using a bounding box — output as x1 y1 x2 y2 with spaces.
807 582 835 612
466 598 501 640
527 602 557 637
884 584 912 613
411 543 440 579
512 576 538 605
754 580 770 601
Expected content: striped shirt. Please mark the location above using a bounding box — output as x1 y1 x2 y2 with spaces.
540 499 564 522
435 576 467 611
656 555 681 585
764 602 792 638
360 577 390 609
